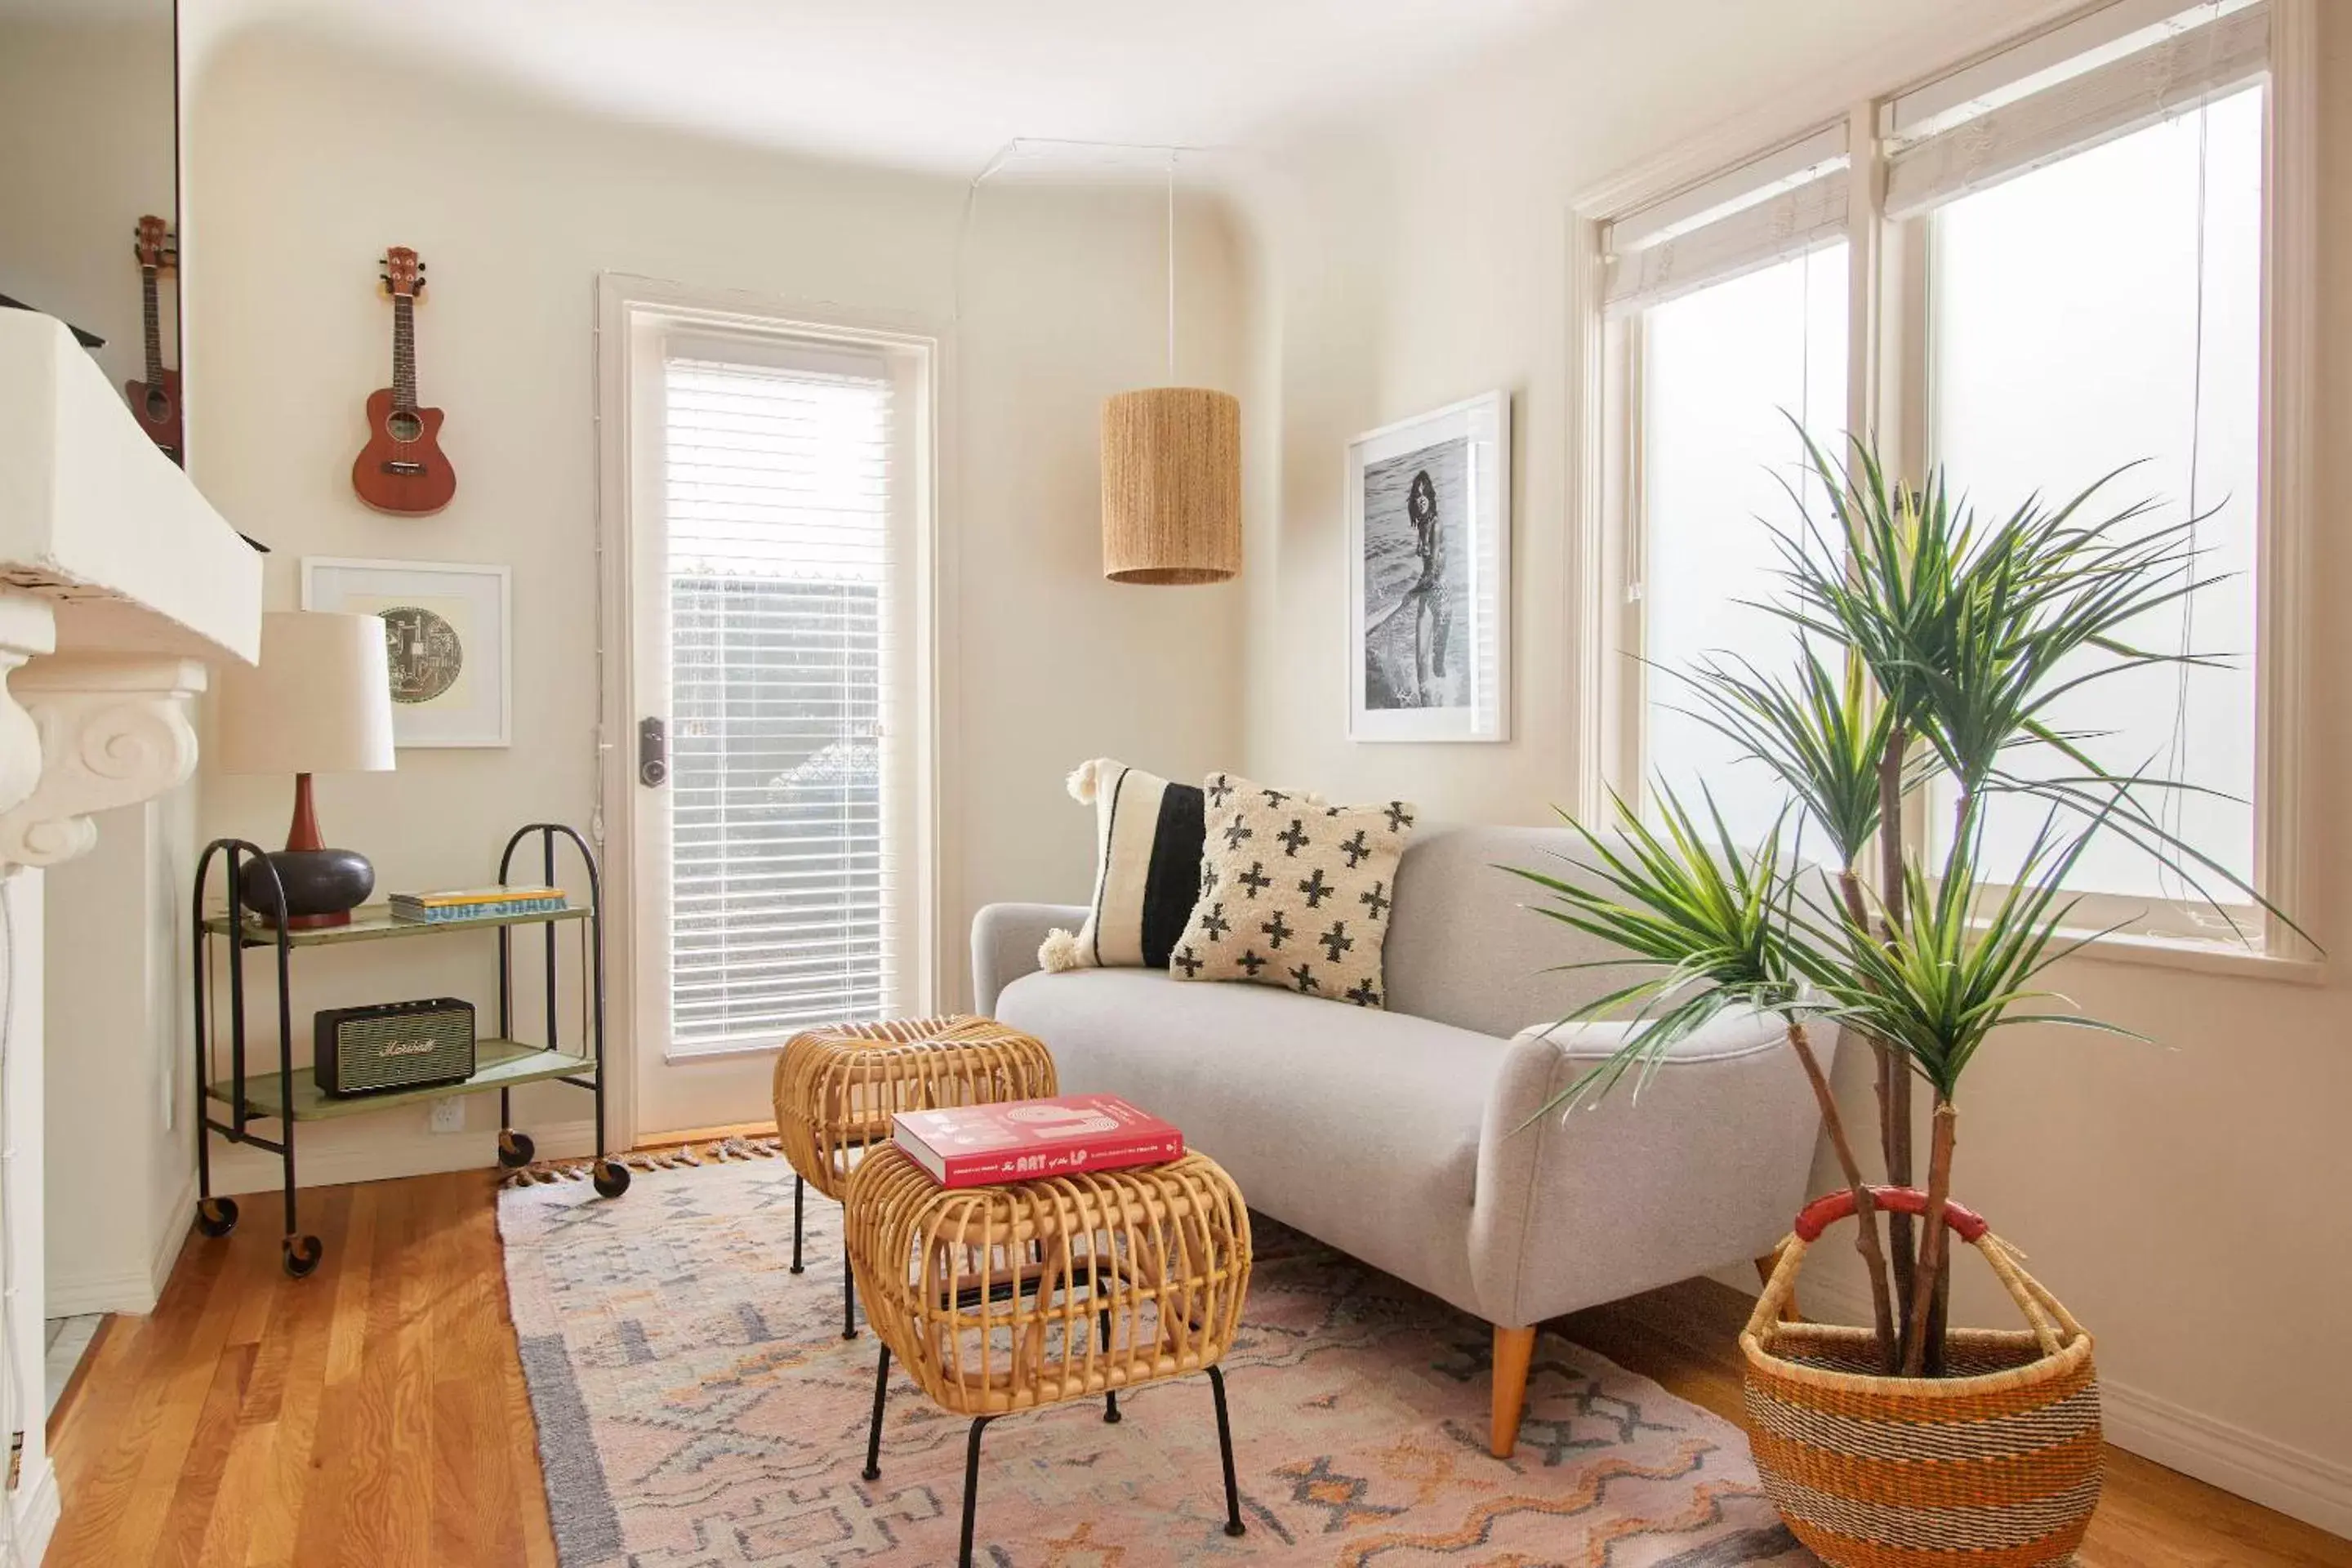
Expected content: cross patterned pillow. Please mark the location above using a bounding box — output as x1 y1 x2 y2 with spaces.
1170 773 1416 1008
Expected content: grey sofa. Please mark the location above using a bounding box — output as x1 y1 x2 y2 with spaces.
972 822 1830 1459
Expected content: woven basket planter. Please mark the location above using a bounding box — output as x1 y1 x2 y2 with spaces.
1741 1187 2101 1568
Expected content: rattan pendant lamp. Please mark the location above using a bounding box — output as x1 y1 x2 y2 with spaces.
1101 154 1240 585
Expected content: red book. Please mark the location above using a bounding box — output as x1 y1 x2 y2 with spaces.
891 1094 1185 1188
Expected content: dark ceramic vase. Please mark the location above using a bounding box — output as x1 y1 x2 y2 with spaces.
237 848 374 929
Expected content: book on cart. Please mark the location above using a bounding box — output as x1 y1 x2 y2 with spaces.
892 1094 1185 1188
389 885 567 923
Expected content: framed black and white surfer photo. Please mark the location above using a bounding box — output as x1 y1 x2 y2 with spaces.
1346 391 1510 742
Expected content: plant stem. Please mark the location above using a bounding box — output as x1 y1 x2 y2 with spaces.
1786 1021 1900 1372
1838 863 1906 1352
1900 1098 1959 1377
1875 725 1918 1348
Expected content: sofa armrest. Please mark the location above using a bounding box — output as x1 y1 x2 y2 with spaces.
971 903 1089 1016
1465 1010 1830 1328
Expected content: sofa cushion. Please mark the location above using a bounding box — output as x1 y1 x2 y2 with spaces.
995 964 1503 1316
1384 823 1629 1039
1171 777 1416 1009
1039 759 1209 973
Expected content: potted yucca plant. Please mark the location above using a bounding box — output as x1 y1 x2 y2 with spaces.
1512 431 2299 1567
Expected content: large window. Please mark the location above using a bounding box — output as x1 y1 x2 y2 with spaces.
1925 87 2263 915
1638 247 1846 848
1594 0 2295 950
1602 130 1851 845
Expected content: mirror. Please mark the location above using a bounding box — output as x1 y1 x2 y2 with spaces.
0 0 185 466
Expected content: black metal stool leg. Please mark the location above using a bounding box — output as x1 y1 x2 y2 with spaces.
958 1414 996 1568
1208 1365 1245 1537
1099 1307 1120 1422
842 1236 858 1340
862 1343 890 1481
791 1174 805 1275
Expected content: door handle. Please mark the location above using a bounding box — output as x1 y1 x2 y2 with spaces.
638 716 668 788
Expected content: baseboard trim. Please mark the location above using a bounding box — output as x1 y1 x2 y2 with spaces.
1787 1274 2352 1541
2100 1379 2352 1540
149 1165 196 1304
208 1120 599 1197
45 1265 156 1319
11 1454 59 1565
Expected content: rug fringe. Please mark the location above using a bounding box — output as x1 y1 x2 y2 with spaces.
501 1135 786 1188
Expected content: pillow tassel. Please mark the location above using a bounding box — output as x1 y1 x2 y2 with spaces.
1067 760 1104 804
1038 929 1085 973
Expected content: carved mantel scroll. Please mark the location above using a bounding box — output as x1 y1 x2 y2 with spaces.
0 651 207 873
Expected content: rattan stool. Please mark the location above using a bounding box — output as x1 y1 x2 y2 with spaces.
771 1015 1057 1338
846 1144 1253 1566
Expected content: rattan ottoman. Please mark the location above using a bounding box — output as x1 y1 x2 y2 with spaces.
771 1015 1057 1337
846 1144 1253 1566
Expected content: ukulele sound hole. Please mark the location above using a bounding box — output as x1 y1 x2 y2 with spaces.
386 410 424 443
145 387 171 421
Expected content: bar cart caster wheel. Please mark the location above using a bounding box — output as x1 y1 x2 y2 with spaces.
283 1235 324 1278
592 1160 631 1199
497 1129 536 1169
195 1196 238 1238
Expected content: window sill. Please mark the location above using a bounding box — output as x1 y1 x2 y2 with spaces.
2046 925 2324 985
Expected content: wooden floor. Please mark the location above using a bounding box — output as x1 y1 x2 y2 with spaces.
47 1167 2352 1567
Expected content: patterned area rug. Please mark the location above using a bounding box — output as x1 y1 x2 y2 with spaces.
501 1158 1811 1566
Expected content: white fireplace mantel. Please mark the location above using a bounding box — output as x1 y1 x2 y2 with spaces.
0 309 262 1556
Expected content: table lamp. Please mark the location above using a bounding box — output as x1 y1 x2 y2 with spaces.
214 610 396 928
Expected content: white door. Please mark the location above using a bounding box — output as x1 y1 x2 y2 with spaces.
610 291 933 1137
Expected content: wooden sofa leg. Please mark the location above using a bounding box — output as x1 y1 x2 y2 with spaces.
1490 1325 1536 1459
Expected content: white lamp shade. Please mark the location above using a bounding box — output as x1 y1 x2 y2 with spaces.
214 611 397 775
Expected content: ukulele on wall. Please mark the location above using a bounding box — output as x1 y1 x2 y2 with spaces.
350 246 457 514
127 216 181 463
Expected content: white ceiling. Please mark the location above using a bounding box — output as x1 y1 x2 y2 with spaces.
201 0 1586 173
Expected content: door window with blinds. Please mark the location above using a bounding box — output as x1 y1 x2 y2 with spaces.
659 333 919 1052
1591 0 2296 947
1601 129 1851 849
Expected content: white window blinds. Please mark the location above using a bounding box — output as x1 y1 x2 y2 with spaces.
662 341 904 1050
1601 123 1850 315
1884 0 2268 219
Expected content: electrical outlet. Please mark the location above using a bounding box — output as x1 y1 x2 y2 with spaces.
429 1096 466 1134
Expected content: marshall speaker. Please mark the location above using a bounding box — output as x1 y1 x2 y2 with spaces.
314 998 476 1097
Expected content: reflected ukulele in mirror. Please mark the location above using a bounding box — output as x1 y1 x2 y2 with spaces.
127 215 180 462
351 246 456 515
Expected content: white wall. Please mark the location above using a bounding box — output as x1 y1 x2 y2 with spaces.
43 800 194 1315
181 24 1245 1178
1 4 198 1324
1232 0 2352 1535
0 11 179 406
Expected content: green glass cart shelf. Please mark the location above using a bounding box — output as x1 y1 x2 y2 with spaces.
208 1036 592 1122
192 823 629 1279
204 902 594 947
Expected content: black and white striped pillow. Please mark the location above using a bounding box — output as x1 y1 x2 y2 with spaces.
1040 760 1209 972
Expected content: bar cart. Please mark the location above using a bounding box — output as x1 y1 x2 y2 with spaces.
191 822 626 1276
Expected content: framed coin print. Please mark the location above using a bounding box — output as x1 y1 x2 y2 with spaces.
301 558 512 747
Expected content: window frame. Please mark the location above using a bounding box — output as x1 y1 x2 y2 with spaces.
1570 0 2318 974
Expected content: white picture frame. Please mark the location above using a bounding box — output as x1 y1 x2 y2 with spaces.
301 557 512 748
1346 390 1511 742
